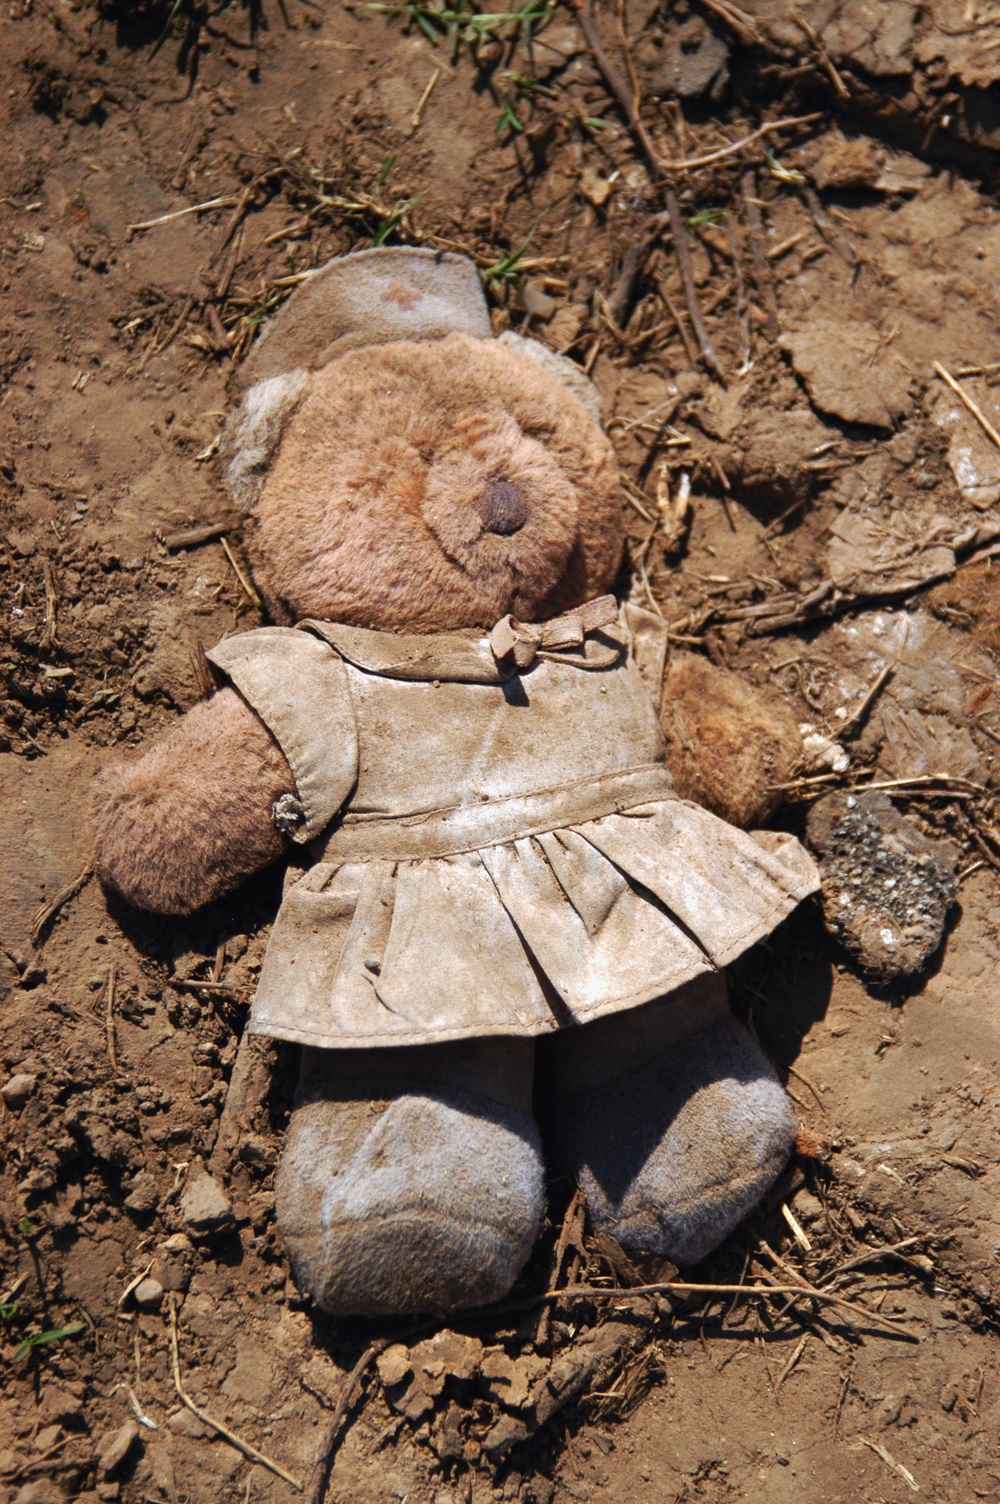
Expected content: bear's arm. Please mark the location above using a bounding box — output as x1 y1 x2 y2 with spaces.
660 654 804 829
92 687 295 916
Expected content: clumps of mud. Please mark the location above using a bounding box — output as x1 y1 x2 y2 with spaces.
806 790 958 986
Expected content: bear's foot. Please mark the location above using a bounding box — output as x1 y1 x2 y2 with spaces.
542 975 795 1265
276 1036 543 1316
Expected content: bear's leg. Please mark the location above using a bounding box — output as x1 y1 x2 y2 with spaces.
276 1035 543 1316
540 974 795 1265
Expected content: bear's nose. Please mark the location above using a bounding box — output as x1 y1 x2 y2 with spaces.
478 478 530 536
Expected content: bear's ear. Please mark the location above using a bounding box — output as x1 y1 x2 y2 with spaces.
224 368 310 514
495 331 604 424
238 246 491 388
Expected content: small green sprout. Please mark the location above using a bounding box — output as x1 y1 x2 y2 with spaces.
372 192 427 248
481 213 544 285
365 2 553 62
764 147 806 185
13 1322 86 1364
686 207 726 230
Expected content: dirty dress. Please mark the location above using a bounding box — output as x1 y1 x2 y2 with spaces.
206 604 819 1051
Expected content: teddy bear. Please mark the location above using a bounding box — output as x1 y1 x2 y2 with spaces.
92 247 818 1317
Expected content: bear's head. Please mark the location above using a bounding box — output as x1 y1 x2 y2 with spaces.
224 248 625 633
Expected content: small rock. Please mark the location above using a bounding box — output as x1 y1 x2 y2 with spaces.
151 1233 195 1293
782 318 912 430
36 1384 85 1427
0 1448 21 1474
580 166 613 207
14 1482 68 1504
482 1411 531 1458
34 1424 63 1453
806 790 958 984
410 1329 481 1384
791 1189 824 1225
2 1073 37 1110
479 1350 547 1410
123 1172 159 1216
376 1344 412 1388
179 1169 233 1235
810 130 884 191
133 1278 164 1311
96 1419 139 1477
514 281 556 321
167 1407 214 1441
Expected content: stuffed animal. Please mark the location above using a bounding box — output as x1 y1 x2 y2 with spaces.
92 248 818 1317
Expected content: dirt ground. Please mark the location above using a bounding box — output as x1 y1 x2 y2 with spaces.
2 2 1000 1501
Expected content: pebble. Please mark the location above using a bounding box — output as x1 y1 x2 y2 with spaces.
133 1277 164 1311
179 1169 233 1235
123 1171 159 1216
96 1418 139 1477
36 1383 86 1426
1 1073 36 1110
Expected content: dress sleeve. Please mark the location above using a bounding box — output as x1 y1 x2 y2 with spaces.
206 628 358 843
623 602 669 715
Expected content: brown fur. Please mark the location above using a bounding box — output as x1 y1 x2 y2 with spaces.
244 334 624 630
661 654 804 829
92 688 293 914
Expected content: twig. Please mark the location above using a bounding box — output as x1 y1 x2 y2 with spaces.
168 1297 303 1491
838 663 893 738
127 197 236 235
162 524 229 551
39 557 58 648
775 1333 808 1391
825 1237 926 1280
569 0 725 381
305 1339 390 1504
698 0 764 44
105 961 118 1072
220 537 262 609
786 1062 827 1113
651 266 699 368
933 361 1000 455
551 1281 917 1337
791 11 849 99
858 1437 919 1493
728 214 751 370
570 0 659 170
781 1202 812 1252
31 863 94 945
410 67 441 129
212 168 283 266
665 188 726 383
140 295 195 371
210 1033 276 1176
660 114 822 172
742 170 779 341
169 977 248 998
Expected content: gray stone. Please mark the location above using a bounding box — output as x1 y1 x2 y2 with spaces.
179 1170 233 1235
123 1172 159 1216
806 790 958 985
133 1278 164 1311
96 1418 139 1477
1 1073 36 1109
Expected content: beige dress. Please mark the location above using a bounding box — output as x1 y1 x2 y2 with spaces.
207 605 819 1051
